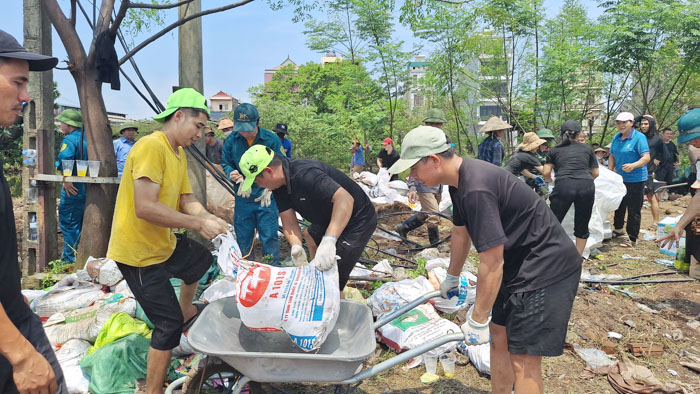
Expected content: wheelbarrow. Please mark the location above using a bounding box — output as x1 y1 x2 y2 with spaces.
166 290 465 394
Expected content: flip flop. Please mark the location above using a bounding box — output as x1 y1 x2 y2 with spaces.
612 229 626 238
183 302 207 331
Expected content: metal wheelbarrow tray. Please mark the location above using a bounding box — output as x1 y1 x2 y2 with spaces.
187 297 376 383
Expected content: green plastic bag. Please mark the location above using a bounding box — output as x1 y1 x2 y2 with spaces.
80 334 151 394
88 312 151 355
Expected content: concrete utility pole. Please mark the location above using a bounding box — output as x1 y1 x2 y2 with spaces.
22 0 57 274
178 0 206 206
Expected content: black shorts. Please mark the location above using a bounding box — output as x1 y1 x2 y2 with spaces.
0 313 67 393
307 213 377 290
492 267 581 356
116 234 212 350
644 176 657 196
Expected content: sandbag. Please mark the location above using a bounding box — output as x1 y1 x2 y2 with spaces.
44 295 137 346
32 277 105 319
212 231 243 277
367 276 434 318
206 172 235 222
84 256 123 286
199 277 237 303
80 334 150 394
428 266 477 314
236 261 340 352
561 166 626 258
89 312 151 355
55 339 91 394
457 341 491 375
376 304 459 368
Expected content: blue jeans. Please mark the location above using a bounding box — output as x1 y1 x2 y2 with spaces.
233 197 280 264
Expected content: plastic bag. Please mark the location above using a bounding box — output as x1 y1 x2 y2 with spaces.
376 304 459 368
85 256 123 286
32 278 105 318
55 339 91 394
80 334 150 394
212 231 242 277
44 296 137 346
573 344 616 368
457 341 491 375
428 266 477 314
236 261 340 352
89 312 151 355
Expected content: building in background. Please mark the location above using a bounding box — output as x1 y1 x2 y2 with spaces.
208 91 240 121
55 103 128 126
321 51 343 66
264 56 298 83
405 55 429 110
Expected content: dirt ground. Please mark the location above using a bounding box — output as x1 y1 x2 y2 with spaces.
13 194 700 393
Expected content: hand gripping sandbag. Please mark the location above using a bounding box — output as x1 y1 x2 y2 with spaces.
235 261 340 352
212 230 243 277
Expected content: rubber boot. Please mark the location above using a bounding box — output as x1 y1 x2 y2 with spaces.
428 227 440 246
396 215 424 239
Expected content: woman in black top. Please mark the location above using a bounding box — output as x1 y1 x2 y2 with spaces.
503 132 546 185
543 120 600 255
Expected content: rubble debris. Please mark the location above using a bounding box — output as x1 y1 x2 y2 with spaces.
627 343 664 357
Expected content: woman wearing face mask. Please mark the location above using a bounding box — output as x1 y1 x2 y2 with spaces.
543 120 600 255
636 114 664 229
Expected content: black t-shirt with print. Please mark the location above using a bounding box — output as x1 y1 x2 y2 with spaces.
273 158 376 231
503 150 542 176
449 158 582 293
549 142 598 181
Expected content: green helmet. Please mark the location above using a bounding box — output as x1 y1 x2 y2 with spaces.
423 109 447 124
56 109 83 128
536 128 555 139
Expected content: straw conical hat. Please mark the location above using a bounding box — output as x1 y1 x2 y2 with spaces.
479 116 512 133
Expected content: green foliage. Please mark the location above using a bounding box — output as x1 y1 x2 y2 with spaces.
41 260 74 290
408 257 427 279
303 0 366 63
251 61 388 169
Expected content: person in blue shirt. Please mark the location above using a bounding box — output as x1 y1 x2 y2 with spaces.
222 103 285 264
477 116 511 167
113 124 137 177
56 109 88 263
609 112 650 247
273 123 292 158
350 136 365 175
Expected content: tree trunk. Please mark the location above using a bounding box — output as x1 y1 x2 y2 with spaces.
73 74 118 268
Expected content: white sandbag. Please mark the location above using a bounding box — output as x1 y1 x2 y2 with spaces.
561 167 626 258
32 278 106 318
357 171 378 186
110 280 133 298
235 261 340 352
212 231 243 277
172 330 196 357
376 304 459 368
55 339 91 393
21 289 47 302
429 267 477 314
388 180 409 196
85 256 123 286
438 185 452 213
457 341 491 375
367 276 435 318
199 277 237 303
44 296 137 346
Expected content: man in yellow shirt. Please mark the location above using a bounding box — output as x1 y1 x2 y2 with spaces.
107 88 228 394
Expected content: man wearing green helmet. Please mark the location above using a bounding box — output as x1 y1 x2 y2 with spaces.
107 88 228 393
56 108 88 263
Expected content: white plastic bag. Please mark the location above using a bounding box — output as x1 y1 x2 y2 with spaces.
236 261 340 352
429 266 477 314
457 341 491 375
367 276 435 318
376 304 459 368
212 231 243 277
85 256 123 286
32 278 105 318
54 339 91 393
561 167 626 258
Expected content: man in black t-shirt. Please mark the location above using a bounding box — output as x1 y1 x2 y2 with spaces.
388 125 582 394
238 145 377 289
376 137 400 181
0 30 65 393
656 127 679 185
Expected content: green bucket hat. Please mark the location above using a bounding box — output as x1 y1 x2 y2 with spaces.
678 108 700 143
239 144 275 193
153 88 210 123
423 108 447 124
56 109 83 128
536 128 555 139
388 126 451 174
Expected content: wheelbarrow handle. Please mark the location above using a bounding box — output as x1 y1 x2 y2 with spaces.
339 332 465 384
373 290 442 330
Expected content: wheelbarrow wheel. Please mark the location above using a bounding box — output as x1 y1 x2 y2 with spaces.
183 356 260 394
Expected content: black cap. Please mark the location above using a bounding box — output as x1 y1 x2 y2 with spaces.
0 30 58 71
561 120 582 134
273 123 288 135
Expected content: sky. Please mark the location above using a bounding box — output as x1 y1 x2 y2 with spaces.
0 0 604 120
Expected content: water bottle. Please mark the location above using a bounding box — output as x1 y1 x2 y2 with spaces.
28 213 37 241
22 149 36 158
23 157 36 166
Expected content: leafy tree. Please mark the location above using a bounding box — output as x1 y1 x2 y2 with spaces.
303 0 366 63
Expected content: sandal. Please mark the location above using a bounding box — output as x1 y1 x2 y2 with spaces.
612 229 626 238
619 236 636 248
183 302 207 331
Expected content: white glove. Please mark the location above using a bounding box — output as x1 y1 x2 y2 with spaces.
255 188 273 207
311 235 339 271
236 177 251 198
291 244 308 267
461 305 491 345
440 273 460 299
